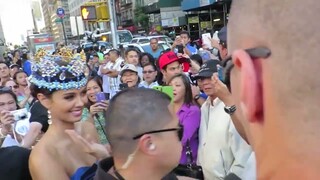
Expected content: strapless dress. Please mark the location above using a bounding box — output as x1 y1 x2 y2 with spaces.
70 163 97 180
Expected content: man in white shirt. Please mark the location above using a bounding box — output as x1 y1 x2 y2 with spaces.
98 53 111 94
100 49 124 98
194 60 252 179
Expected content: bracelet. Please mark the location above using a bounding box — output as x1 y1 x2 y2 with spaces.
194 94 201 101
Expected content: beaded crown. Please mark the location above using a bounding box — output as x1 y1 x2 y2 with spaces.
29 48 88 91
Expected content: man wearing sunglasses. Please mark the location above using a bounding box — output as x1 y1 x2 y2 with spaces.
226 0 320 179
94 88 181 180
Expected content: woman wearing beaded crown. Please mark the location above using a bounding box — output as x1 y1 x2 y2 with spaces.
28 49 109 179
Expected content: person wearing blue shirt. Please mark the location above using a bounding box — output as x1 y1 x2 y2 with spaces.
147 38 162 59
21 53 32 76
180 31 198 55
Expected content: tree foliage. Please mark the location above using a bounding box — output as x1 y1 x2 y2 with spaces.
134 5 149 30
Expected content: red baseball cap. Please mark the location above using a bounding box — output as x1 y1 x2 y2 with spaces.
158 51 187 70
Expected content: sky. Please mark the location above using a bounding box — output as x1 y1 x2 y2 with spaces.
0 0 45 45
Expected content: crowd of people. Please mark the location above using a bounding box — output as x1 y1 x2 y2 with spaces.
0 0 319 179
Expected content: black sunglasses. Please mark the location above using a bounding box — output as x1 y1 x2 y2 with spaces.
132 124 183 141
0 86 12 92
221 47 271 87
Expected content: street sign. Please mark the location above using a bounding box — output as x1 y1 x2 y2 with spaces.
56 7 65 18
55 18 62 23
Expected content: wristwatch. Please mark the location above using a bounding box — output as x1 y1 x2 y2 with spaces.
194 94 201 101
224 105 237 115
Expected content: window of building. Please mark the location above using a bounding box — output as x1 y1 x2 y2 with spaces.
64 21 71 26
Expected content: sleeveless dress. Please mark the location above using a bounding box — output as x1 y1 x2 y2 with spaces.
70 164 97 180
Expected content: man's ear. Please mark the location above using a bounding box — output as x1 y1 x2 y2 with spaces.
232 50 264 123
160 69 165 75
37 93 52 110
138 135 157 156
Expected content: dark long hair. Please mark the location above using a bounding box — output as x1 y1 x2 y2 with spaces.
168 73 194 106
139 53 155 67
86 76 103 106
0 86 19 110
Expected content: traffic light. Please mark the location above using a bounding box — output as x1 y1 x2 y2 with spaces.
96 5 109 20
80 3 110 21
80 5 97 20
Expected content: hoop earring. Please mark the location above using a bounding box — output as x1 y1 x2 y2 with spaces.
48 110 52 125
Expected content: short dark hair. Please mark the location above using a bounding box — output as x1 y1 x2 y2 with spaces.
77 47 82 53
143 63 157 71
109 49 120 56
190 54 203 67
168 73 194 106
92 53 99 58
105 88 172 158
180 31 190 38
150 38 158 42
124 48 140 58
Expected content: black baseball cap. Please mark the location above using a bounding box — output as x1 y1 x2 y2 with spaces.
194 59 220 79
218 26 227 43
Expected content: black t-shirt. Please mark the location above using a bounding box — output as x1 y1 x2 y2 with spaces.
29 101 49 133
0 146 32 180
94 157 178 180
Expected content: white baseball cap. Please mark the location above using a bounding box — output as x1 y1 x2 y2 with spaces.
120 64 138 76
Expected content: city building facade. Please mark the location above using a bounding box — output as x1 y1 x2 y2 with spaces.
120 0 135 31
41 0 54 34
142 0 161 33
0 17 5 58
41 0 72 42
181 0 230 40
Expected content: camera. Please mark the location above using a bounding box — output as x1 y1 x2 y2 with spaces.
11 109 29 121
119 83 129 90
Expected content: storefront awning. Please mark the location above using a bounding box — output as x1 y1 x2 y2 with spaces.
181 0 231 11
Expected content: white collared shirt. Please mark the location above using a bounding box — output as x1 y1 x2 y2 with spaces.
139 81 159 89
105 57 124 97
197 97 252 179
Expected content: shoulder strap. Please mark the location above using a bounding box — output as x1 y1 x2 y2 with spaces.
185 139 194 165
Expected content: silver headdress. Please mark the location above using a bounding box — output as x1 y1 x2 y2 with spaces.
29 48 88 91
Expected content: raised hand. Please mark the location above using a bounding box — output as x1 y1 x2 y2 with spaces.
65 129 110 160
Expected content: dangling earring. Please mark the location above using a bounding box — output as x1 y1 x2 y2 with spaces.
48 110 52 125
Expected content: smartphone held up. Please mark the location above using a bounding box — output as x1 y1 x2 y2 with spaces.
95 92 110 102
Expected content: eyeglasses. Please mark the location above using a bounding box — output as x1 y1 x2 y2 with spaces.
0 86 12 92
132 124 183 141
221 47 271 87
142 70 155 74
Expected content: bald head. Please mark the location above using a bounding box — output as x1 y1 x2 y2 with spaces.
105 88 172 158
229 0 320 116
